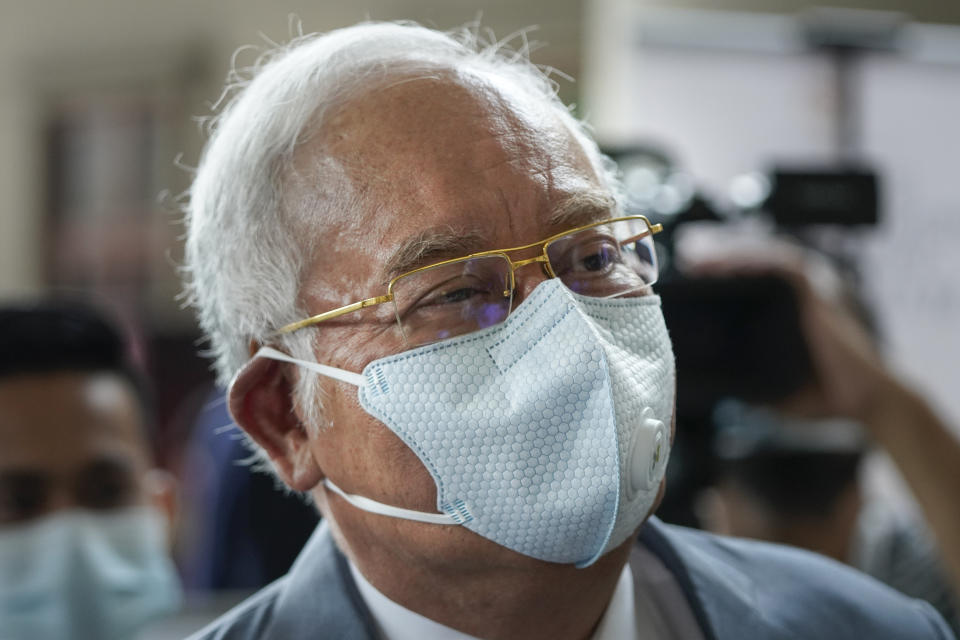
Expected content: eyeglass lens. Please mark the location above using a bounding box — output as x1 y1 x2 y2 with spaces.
391 255 514 346
547 217 657 297
391 218 657 346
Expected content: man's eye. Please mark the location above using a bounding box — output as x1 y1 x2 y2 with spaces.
571 241 621 274
0 473 50 524
415 279 496 310
579 246 617 272
438 287 482 304
75 460 137 510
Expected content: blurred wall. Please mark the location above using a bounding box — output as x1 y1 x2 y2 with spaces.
3 0 960 302
0 0 582 301
626 0 960 23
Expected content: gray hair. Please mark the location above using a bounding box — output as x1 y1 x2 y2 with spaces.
183 21 622 448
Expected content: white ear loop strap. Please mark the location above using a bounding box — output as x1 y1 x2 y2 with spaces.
253 348 459 526
255 346 366 388
324 479 460 526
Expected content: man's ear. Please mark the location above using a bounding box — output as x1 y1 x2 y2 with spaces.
144 469 179 549
228 354 324 492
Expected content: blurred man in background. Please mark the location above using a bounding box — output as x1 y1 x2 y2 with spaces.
702 399 960 636
0 301 182 640
680 234 960 636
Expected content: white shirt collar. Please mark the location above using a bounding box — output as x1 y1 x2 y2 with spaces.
349 560 638 640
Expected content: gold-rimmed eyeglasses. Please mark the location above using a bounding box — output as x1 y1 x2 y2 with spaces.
277 215 662 347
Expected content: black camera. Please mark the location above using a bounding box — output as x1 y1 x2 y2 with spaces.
605 147 878 412
658 274 814 415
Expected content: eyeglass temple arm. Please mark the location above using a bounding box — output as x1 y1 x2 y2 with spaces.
619 223 663 247
276 294 393 334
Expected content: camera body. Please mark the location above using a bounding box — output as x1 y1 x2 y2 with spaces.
658 274 814 415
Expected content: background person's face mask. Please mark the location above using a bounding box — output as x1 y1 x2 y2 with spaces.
0 506 182 640
259 279 675 567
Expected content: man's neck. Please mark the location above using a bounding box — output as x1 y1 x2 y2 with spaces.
345 533 633 640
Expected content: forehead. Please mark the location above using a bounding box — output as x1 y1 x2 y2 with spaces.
288 66 609 297
0 372 149 472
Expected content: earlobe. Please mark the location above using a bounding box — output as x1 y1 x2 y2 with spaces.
145 469 179 547
228 354 324 492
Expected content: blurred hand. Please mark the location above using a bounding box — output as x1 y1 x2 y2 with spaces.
677 225 960 590
675 227 893 422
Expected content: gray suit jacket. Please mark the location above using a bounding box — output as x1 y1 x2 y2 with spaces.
188 517 954 639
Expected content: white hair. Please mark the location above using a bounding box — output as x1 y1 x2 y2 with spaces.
183 21 622 458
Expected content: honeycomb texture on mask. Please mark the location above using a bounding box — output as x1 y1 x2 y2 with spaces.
359 279 673 565
576 294 674 558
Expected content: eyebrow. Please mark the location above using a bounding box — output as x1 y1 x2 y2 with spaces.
77 456 137 480
548 190 619 229
382 189 619 281
383 227 488 281
0 469 47 489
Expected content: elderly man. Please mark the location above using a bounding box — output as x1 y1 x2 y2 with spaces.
184 22 953 639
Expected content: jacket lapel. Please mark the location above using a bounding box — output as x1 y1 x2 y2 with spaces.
637 516 770 640
272 521 379 639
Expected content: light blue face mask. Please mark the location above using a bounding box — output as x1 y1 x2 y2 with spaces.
0 507 182 640
259 279 675 567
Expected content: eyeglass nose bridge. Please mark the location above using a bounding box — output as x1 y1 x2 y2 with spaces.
504 253 557 297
